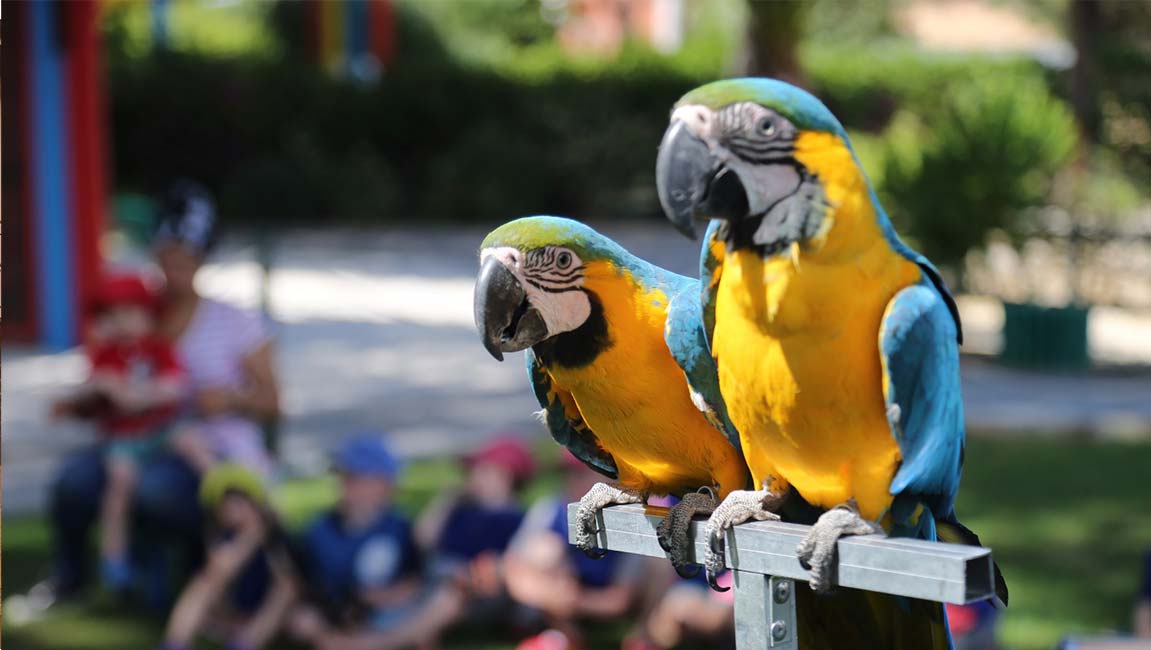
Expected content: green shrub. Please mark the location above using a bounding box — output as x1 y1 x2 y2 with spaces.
221 156 321 225
803 43 1045 132
106 44 701 224
879 73 1077 273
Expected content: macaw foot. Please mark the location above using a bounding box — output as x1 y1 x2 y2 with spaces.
574 482 644 559
656 487 719 579
702 483 784 591
796 499 884 594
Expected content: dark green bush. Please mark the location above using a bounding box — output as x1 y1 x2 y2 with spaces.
879 73 1076 274
107 42 700 224
803 44 1045 132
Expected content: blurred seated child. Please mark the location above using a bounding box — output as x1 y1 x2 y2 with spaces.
160 464 298 650
416 436 534 579
52 273 211 591
506 451 644 650
290 435 430 650
622 566 734 650
363 435 536 646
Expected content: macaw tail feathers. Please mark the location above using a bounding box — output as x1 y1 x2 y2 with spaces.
936 515 1010 608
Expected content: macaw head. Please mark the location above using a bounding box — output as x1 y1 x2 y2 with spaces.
656 78 868 256
475 216 625 361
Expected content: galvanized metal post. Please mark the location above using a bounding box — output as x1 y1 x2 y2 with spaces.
734 572 798 649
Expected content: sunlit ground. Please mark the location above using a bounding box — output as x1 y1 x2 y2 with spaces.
4 437 1150 650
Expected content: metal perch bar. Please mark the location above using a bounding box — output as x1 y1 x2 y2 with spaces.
567 503 997 649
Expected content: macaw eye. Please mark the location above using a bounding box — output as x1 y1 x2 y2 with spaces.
556 251 573 269
759 118 776 137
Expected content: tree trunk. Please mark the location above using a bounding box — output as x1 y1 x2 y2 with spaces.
1068 0 1102 143
743 1 808 87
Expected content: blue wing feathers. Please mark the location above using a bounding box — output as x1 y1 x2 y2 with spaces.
664 286 742 455
525 349 618 478
882 281 965 523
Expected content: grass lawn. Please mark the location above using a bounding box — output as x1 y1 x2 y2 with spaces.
4 437 1150 650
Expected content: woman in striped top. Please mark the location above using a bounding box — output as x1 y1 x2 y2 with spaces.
152 181 279 477
41 181 281 606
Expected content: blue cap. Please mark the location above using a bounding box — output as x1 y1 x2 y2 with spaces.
333 434 402 479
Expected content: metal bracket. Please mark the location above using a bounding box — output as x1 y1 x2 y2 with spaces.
735 573 797 649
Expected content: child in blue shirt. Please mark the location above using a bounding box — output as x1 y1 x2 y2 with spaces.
291 435 423 642
415 436 534 581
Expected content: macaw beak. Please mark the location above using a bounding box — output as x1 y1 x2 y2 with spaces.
474 256 549 361
655 119 750 239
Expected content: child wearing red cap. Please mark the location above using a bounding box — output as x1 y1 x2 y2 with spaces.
415 435 535 576
52 273 210 591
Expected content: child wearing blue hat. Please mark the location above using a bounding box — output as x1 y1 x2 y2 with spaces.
290 434 426 648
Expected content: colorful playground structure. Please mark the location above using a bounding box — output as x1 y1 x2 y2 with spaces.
1 0 397 350
3 0 108 349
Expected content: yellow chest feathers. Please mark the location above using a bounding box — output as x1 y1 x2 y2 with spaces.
712 231 922 519
544 263 743 494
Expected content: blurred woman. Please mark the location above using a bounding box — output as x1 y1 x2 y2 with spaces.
151 180 279 476
43 181 280 608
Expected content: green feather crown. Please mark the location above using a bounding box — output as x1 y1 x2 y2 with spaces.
481 216 628 262
676 78 845 136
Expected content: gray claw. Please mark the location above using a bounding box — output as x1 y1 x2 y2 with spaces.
709 526 725 556
796 501 884 594
573 482 644 557
701 486 782 592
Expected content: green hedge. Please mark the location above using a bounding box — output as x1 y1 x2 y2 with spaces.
108 51 703 224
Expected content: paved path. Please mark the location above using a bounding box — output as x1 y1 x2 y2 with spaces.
4 224 1149 514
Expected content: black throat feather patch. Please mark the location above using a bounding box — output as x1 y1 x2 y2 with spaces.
533 291 612 370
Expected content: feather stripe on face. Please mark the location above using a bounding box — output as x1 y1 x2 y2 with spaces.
481 246 592 337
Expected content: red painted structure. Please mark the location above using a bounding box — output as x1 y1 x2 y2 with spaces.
67 1 110 343
2 0 108 347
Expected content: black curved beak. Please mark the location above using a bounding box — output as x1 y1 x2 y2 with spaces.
656 119 750 239
474 256 549 361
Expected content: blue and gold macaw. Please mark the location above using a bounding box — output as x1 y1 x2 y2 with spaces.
653 79 1007 646
473 216 752 573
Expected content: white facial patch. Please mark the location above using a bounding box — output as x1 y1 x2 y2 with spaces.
481 246 591 337
671 104 715 140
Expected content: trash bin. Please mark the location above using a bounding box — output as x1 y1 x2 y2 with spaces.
113 192 157 247
1000 302 1090 371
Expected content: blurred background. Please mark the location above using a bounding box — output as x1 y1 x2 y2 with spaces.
2 1 1150 649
